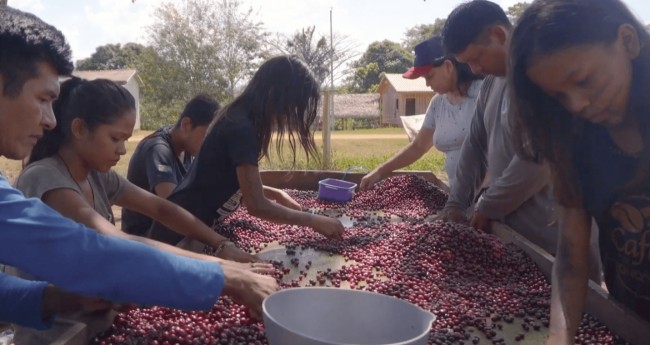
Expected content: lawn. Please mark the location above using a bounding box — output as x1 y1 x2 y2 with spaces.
0 128 448 184
315 127 406 135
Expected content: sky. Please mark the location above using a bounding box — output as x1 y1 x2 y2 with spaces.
10 0 650 63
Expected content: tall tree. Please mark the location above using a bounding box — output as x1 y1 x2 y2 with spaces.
268 26 357 87
76 43 146 70
139 0 265 128
0 0 7 7
214 0 266 97
133 47 191 130
402 18 446 52
506 2 530 22
346 40 412 93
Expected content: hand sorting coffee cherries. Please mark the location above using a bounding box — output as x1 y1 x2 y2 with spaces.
93 176 628 345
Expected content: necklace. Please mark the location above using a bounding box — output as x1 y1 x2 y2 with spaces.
56 153 96 208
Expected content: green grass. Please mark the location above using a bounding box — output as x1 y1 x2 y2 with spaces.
0 128 447 184
314 127 405 135
259 138 446 177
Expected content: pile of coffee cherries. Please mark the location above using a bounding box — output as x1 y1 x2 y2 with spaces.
94 176 628 345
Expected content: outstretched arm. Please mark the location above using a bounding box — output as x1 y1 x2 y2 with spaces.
440 81 491 221
0 177 224 310
2 177 277 317
0 274 108 330
360 127 435 190
474 157 550 220
546 206 592 345
237 164 344 240
116 181 260 263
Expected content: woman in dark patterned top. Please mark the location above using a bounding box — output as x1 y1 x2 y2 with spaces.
509 0 650 342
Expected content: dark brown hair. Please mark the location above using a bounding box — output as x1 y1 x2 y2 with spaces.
213 55 320 165
509 0 650 206
0 7 73 97
29 78 135 164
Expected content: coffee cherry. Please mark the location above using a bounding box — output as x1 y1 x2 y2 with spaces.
93 176 627 345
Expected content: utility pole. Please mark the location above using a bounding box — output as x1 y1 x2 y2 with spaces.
330 8 335 97
322 7 334 169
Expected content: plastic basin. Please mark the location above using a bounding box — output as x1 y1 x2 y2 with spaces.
318 179 357 202
263 287 435 345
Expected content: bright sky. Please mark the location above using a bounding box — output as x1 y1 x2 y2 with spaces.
10 0 650 63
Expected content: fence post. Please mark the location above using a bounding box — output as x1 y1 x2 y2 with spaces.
322 90 331 169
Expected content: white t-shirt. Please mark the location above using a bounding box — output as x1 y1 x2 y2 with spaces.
422 80 482 189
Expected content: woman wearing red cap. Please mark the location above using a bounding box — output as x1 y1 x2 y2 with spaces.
360 36 483 191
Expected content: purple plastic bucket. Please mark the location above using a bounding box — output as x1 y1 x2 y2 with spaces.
318 178 357 202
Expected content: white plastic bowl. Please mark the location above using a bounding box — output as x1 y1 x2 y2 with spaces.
263 287 435 345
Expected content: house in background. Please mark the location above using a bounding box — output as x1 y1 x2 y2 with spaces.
70 69 141 130
376 73 435 126
331 93 380 130
316 93 380 130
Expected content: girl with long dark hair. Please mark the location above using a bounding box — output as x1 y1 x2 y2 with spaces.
149 56 345 249
509 0 650 341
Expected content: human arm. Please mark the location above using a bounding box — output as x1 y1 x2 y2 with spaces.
219 264 279 319
546 206 592 345
237 164 344 240
0 274 108 330
0 176 225 310
1 175 279 316
144 142 181 199
115 181 260 263
263 185 302 211
153 182 176 199
440 80 491 221
473 157 550 222
0 273 52 329
40 185 264 266
360 127 435 190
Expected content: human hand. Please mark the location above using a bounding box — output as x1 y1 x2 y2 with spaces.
273 190 302 211
432 206 468 224
221 266 280 320
42 285 112 320
217 242 262 264
359 170 383 191
310 215 345 240
219 259 276 275
469 210 491 233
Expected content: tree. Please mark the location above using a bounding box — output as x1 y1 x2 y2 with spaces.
133 47 191 130
402 18 446 52
267 26 357 87
346 40 412 93
0 0 7 7
76 43 146 70
140 0 266 128
507 2 530 22
213 0 267 97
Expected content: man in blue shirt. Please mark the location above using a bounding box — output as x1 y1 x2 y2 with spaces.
0 6 278 330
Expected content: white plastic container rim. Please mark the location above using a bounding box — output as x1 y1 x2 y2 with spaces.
262 287 435 345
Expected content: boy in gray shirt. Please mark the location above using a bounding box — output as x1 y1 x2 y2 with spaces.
123 95 219 235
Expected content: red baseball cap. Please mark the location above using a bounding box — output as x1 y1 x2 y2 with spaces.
402 36 447 79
